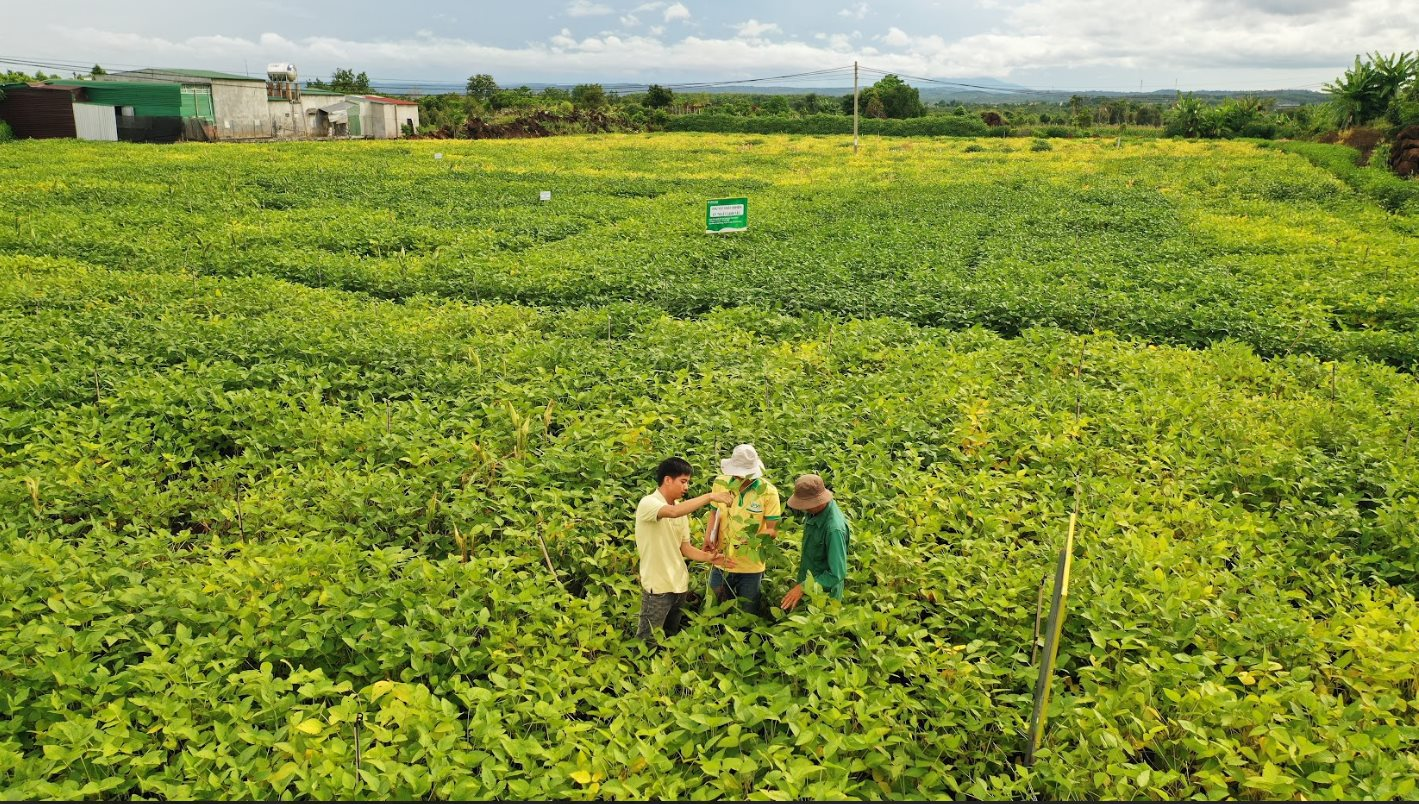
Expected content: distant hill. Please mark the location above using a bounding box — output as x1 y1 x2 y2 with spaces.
370 78 1329 107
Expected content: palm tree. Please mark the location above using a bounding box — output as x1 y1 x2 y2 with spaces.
1324 52 1417 128
1324 56 1377 128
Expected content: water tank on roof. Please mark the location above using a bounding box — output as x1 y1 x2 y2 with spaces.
267 63 298 82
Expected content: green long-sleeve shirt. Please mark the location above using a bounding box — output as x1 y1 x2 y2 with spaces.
795 500 850 599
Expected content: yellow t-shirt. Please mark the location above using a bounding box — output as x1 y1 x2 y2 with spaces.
711 475 782 574
635 490 692 594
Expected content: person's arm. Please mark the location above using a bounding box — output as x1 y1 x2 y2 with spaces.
758 486 783 538
680 541 730 566
659 491 732 519
703 508 720 550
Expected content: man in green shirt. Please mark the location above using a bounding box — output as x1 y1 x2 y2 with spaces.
780 474 850 611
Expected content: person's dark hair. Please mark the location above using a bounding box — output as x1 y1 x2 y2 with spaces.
655 457 694 484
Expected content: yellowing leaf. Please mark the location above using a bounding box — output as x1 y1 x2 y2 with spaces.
295 719 323 735
570 770 593 785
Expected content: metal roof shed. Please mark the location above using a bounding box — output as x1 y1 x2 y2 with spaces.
47 80 192 118
102 68 267 138
359 95 420 137
0 84 83 138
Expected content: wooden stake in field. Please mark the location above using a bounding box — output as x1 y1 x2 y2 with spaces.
235 484 247 542
1025 509 1077 766
534 515 567 592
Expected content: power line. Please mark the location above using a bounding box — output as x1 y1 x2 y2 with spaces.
858 65 1063 98
605 66 857 96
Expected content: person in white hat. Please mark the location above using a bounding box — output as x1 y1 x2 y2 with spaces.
703 443 782 614
779 473 850 611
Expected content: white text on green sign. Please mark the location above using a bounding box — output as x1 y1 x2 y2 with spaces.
706 197 749 233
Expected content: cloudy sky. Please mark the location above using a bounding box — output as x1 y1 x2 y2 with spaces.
2 0 1415 92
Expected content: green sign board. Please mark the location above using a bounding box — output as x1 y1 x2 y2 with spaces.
705 197 748 233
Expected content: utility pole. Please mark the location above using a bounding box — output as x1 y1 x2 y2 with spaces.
853 60 860 155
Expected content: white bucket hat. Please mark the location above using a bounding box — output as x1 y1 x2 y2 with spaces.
720 443 765 478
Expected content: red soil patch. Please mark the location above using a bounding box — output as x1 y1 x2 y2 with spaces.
1341 127 1385 164
1389 125 1419 178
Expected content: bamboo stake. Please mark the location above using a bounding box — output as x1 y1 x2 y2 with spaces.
534 518 566 591
1031 573 1049 665
235 484 247 542
1025 510 1077 766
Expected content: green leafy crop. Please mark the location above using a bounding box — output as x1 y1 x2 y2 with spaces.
1 134 1417 799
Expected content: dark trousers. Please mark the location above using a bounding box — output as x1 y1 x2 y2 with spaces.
709 568 763 614
637 591 688 641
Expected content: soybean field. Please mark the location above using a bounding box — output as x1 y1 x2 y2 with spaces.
1 134 1417 800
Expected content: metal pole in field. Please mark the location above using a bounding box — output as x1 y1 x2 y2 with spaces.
1025 509 1078 766
853 60 860 154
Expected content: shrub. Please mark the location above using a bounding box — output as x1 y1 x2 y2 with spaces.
662 113 990 138
1029 139 1052 152
1276 141 1419 213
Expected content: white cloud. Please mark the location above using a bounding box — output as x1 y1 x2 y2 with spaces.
620 13 641 26
663 2 692 23
13 0 1419 89
565 0 613 17
815 31 859 51
880 26 911 47
839 2 870 19
734 19 781 38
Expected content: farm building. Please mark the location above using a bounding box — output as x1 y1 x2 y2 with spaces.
356 95 420 138
101 68 270 139
48 80 204 142
5 67 422 142
302 89 358 137
0 84 101 140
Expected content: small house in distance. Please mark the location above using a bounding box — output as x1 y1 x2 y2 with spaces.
303 89 357 137
357 95 420 138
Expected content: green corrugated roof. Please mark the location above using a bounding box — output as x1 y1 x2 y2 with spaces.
48 79 177 90
125 68 264 82
52 80 186 117
302 88 345 96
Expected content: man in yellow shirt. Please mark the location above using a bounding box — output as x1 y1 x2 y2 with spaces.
704 444 781 614
635 457 733 642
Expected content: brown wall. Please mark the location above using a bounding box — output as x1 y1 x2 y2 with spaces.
0 87 78 138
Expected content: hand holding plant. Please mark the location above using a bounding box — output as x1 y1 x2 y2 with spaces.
780 584 804 611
